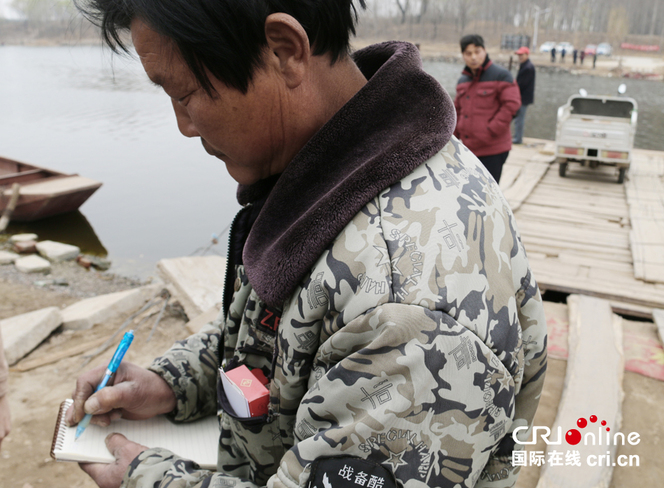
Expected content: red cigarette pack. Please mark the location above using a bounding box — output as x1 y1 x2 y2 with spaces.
219 365 269 418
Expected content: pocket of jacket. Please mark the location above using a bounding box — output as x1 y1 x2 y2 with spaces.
476 88 497 108
217 361 270 425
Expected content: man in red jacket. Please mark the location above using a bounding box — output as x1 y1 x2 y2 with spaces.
454 34 521 183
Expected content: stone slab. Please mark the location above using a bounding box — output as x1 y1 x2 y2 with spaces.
36 240 81 262
157 256 227 319
185 306 222 335
9 233 38 243
0 250 19 265
15 254 51 273
0 307 63 365
60 284 162 330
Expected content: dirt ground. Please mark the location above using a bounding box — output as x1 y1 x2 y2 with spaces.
0 275 663 487
0 278 192 488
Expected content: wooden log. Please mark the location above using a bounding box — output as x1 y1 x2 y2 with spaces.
0 183 20 232
9 336 107 372
536 295 624 488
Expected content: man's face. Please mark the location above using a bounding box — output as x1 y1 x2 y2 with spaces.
131 19 288 185
518 53 529 63
462 44 487 72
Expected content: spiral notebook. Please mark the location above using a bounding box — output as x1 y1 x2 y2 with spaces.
51 399 219 470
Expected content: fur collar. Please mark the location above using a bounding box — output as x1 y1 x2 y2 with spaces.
238 41 456 308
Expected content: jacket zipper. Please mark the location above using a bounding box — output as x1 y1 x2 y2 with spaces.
219 204 251 368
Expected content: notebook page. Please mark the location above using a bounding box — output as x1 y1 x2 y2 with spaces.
53 400 219 469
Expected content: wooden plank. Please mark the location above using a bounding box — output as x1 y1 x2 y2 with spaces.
521 236 633 260
523 243 634 264
502 161 551 211
499 165 521 192
557 252 634 274
516 203 625 227
536 295 623 488
609 300 653 320
654 309 664 347
516 220 630 248
529 259 664 309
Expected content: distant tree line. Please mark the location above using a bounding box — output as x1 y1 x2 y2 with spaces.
3 0 662 46
359 0 663 41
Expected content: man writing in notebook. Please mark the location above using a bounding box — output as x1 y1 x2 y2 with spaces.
67 1 548 487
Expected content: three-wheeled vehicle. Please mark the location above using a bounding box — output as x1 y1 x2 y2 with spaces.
554 86 637 184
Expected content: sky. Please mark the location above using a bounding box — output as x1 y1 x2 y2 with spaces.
0 0 20 20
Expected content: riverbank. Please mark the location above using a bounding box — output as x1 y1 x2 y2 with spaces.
352 38 664 81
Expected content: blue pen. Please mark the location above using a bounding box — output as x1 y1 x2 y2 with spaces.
75 330 135 440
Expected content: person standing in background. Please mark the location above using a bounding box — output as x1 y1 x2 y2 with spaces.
580 49 586 65
573 48 578 64
551 45 556 62
513 46 536 145
454 34 521 182
0 329 10 449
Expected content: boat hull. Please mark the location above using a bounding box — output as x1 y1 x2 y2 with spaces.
0 157 102 222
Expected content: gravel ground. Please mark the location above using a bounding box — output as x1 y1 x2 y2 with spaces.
0 234 146 298
0 258 145 298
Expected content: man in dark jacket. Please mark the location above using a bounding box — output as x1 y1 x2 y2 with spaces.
454 34 521 183
513 46 536 144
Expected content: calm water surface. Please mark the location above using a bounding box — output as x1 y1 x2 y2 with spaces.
2 46 663 278
1 46 239 278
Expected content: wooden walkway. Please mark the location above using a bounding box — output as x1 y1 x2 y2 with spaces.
502 139 664 319
504 140 664 488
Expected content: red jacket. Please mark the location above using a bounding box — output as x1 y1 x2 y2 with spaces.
454 57 521 157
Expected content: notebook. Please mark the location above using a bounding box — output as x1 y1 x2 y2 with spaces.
51 399 219 470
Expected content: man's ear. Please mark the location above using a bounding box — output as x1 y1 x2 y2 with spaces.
264 13 310 89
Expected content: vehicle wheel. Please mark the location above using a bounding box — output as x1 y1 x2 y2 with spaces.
559 162 568 177
618 168 626 184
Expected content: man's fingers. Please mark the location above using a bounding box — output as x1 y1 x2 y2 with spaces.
85 381 134 416
79 461 107 481
67 366 106 425
105 432 147 462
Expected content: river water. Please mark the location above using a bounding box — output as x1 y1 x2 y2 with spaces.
2 46 663 278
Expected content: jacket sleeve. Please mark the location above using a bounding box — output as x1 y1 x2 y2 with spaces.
122 302 532 488
487 80 521 137
453 88 462 138
147 322 221 422
517 68 534 99
475 270 548 487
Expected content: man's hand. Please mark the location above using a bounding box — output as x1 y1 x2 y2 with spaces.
80 433 147 488
66 361 176 428
0 395 10 450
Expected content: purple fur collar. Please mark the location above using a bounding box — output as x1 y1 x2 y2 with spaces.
238 41 456 308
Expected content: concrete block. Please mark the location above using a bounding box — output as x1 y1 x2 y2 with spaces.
157 256 226 319
9 233 38 243
15 255 51 273
60 284 162 330
36 240 80 262
0 250 19 265
1 307 63 365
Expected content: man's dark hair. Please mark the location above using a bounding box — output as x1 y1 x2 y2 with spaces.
460 34 485 53
75 0 366 94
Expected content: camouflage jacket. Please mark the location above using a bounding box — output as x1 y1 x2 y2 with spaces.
123 42 547 488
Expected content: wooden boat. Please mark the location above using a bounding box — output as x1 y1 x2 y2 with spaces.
0 156 102 222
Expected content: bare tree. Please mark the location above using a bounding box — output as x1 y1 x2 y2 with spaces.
395 0 410 24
